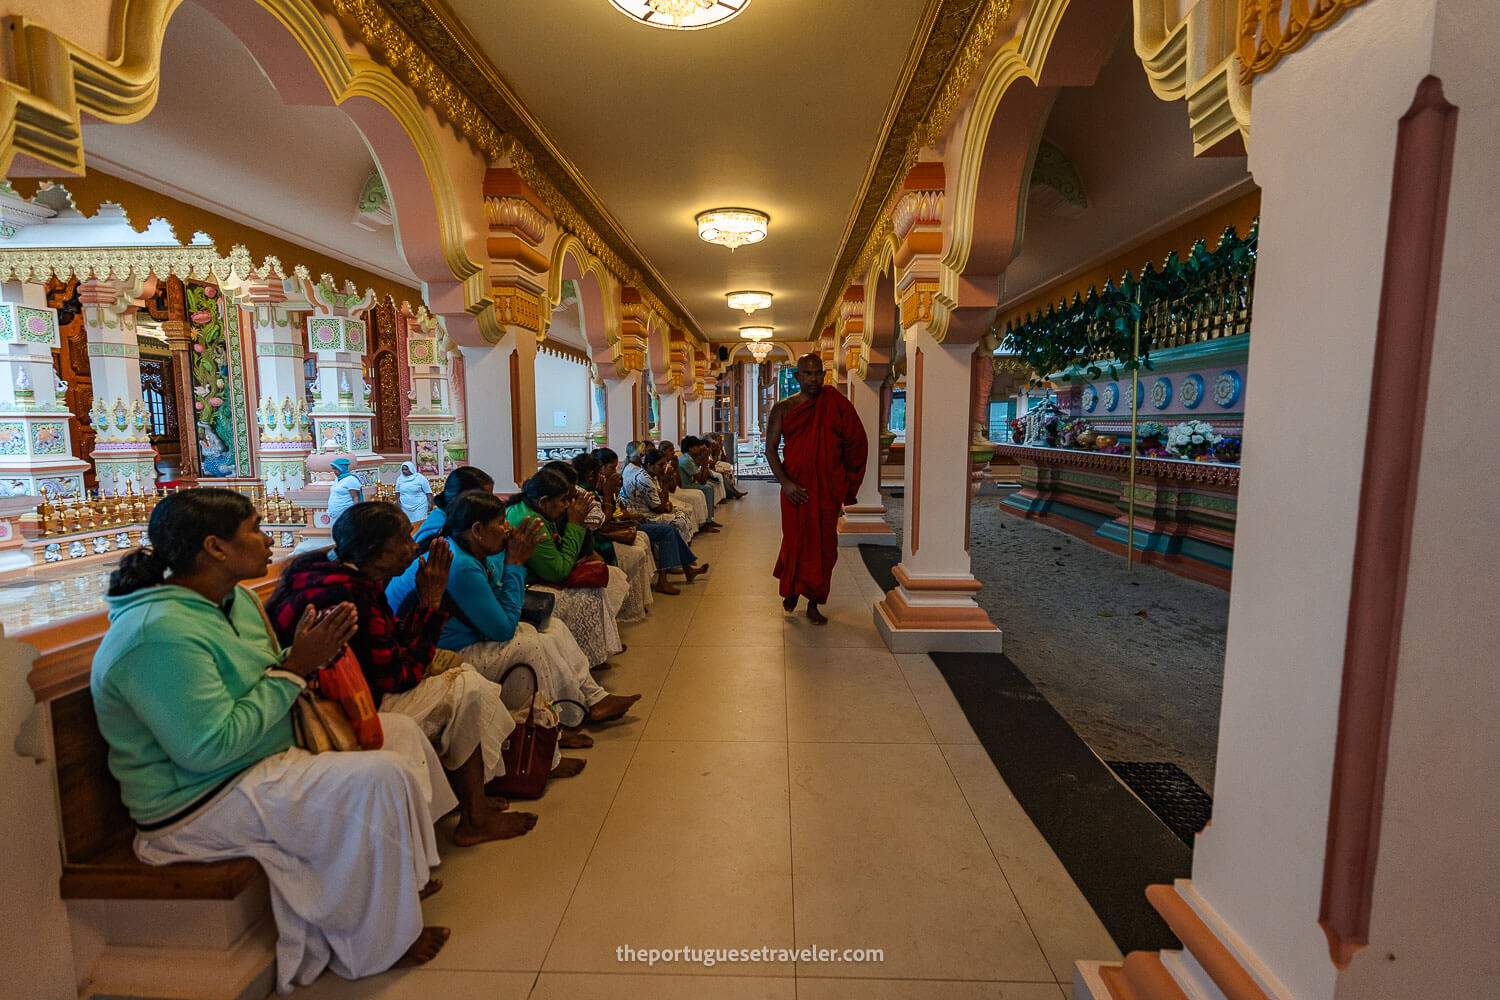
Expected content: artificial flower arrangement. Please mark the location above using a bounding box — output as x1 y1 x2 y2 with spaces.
1059 417 1095 449
1134 421 1169 444
1166 419 1223 460
1213 436 1242 464
1009 417 1027 444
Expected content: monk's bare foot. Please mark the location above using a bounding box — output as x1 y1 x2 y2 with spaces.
394 926 450 968
684 563 709 582
588 693 641 724
552 756 587 778
419 878 443 901
783 595 798 612
654 577 681 595
452 802 537 846
807 603 828 626
559 729 595 749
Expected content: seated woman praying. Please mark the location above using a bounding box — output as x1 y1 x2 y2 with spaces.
707 432 747 499
656 440 713 531
678 436 726 515
414 465 494 546
621 447 709 553
504 469 629 672
92 488 456 992
265 501 538 846
597 446 706 594
566 453 655 622
540 459 633 623
386 490 638 728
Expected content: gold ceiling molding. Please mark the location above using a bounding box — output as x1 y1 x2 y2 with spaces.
355 0 698 340
809 0 1014 340
326 0 504 157
1237 0 1369 83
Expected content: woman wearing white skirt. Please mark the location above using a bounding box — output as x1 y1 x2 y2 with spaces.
93 488 456 991
504 469 628 669
387 489 641 728
267 501 536 845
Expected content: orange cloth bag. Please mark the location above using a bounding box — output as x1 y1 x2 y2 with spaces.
316 649 384 750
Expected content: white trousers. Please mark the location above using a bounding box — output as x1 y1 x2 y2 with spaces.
459 617 608 708
134 713 457 994
379 665 515 781
612 533 656 623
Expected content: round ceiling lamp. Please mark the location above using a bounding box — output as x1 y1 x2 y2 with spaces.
607 0 751 31
726 290 773 315
696 208 769 251
739 325 773 341
747 341 773 362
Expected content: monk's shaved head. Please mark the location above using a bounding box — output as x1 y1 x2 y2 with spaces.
797 353 823 371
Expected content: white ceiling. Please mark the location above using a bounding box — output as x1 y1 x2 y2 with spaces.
443 0 929 341
79 1 418 286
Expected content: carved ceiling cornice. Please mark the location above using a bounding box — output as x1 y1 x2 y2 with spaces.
332 0 697 340
810 0 1014 339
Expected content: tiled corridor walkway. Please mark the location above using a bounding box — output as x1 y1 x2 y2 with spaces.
298 489 1119 999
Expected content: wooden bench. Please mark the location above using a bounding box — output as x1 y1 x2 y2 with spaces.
52 688 267 901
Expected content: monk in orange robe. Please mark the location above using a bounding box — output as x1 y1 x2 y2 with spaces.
768 354 869 624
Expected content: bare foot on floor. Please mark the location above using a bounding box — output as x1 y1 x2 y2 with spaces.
393 926 450 967
419 878 443 901
588 692 642 724
807 603 828 626
654 578 681 595
559 729 595 749
684 563 709 582
452 803 537 846
552 756 587 778
783 595 798 612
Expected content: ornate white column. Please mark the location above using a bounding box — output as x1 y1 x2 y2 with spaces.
838 368 896 546
404 310 456 476
77 279 156 493
873 321 1001 652
244 277 312 491
0 281 88 498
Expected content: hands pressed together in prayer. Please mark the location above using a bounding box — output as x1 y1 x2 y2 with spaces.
505 515 547 565
414 538 454 610
282 601 358 677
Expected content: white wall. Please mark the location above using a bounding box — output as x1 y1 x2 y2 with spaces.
0 633 80 998
533 352 592 447
1190 2 1496 997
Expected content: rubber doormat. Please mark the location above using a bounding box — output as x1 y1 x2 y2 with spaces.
1106 762 1213 848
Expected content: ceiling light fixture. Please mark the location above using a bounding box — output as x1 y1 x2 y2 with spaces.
607 0 751 31
739 325 773 341
726 290 773 315
747 341 773 363
696 208 769 250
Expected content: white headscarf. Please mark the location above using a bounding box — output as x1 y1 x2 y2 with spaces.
395 461 432 521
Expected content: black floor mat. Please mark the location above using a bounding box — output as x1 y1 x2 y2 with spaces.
857 542 1192 953
1106 762 1213 848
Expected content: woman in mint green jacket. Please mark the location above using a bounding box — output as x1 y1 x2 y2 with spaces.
91 488 457 991
503 468 625 668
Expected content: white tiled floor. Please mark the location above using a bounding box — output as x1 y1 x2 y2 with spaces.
292 489 1118 998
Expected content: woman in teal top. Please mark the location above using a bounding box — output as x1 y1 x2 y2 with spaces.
391 489 638 727
91 488 456 990
502 468 626 669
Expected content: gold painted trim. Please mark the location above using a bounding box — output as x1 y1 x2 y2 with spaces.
809 0 1015 340
0 0 487 316
1237 0 1370 83
364 0 698 340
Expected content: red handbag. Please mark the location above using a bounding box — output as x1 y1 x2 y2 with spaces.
561 558 609 589
316 649 384 750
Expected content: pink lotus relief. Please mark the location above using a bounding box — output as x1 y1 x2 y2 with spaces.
191 311 213 324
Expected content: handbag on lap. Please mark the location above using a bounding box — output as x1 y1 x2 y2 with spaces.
252 597 378 753
291 689 361 753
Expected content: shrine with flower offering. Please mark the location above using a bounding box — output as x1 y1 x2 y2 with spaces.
991 223 1256 587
